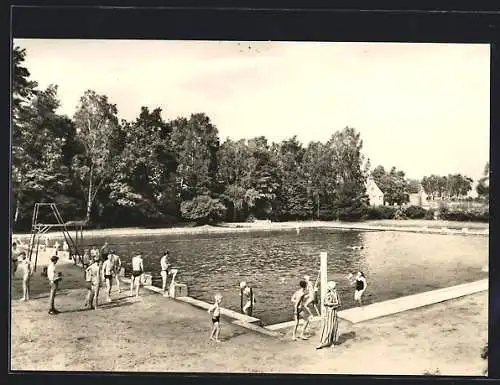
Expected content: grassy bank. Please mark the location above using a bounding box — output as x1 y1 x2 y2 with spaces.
11 262 487 374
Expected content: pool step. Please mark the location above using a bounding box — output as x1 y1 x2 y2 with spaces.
338 279 488 324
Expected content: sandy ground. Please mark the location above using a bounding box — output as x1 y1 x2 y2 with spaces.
11 261 488 375
12 219 488 242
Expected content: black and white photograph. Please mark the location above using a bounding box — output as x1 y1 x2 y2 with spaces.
10 38 489 375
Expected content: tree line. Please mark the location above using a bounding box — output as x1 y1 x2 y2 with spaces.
11 46 488 231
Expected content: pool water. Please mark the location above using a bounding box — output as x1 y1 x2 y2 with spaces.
85 228 488 325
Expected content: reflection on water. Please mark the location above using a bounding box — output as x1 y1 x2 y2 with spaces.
87 228 488 325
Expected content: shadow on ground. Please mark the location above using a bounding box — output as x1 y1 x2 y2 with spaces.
336 331 356 345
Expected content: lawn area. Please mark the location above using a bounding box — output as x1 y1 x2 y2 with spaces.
10 262 487 375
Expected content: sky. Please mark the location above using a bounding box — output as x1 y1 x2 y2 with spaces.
14 39 490 181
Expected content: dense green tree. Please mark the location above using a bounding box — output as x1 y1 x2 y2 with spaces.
12 85 76 227
170 113 219 200
180 195 227 224
371 165 409 206
274 136 313 220
109 107 178 224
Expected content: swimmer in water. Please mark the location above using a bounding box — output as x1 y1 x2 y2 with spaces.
208 293 223 342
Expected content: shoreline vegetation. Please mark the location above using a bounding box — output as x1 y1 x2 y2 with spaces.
13 218 489 240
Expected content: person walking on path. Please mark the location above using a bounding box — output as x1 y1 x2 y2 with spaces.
19 252 32 301
291 280 311 341
130 253 144 298
85 255 102 310
47 255 62 315
316 281 342 349
160 251 171 296
239 281 256 316
207 293 223 342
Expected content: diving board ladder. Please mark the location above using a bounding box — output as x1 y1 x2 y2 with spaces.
27 203 86 271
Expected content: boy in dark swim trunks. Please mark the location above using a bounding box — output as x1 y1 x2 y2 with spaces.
130 253 144 298
207 293 222 342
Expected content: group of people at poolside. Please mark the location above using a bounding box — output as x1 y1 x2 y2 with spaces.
11 239 179 314
207 271 367 346
13 238 368 350
291 271 367 348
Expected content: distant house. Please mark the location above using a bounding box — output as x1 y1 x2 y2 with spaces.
366 177 384 206
408 184 427 207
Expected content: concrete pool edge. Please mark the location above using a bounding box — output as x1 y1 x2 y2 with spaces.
118 276 279 337
264 279 488 330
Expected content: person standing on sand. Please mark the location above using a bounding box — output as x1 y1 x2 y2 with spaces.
85 255 101 309
239 281 256 316
316 281 341 349
82 249 91 269
19 252 32 301
108 250 122 293
130 253 144 298
160 251 170 296
208 293 223 342
304 274 320 316
101 254 113 302
47 255 62 315
291 280 311 341
12 242 20 278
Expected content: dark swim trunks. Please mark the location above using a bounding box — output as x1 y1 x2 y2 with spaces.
132 270 142 277
212 316 220 323
104 274 112 280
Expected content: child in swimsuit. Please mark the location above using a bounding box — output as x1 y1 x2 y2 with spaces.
208 293 222 342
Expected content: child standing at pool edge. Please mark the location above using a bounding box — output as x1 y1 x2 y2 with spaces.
208 293 223 342
349 271 367 306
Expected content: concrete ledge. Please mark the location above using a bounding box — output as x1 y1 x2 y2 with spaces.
232 320 280 337
338 279 488 324
176 296 261 324
265 316 322 331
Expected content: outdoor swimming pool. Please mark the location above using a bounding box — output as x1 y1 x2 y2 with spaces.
86 228 488 325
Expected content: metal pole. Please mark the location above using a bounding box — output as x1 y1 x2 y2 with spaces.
320 251 327 316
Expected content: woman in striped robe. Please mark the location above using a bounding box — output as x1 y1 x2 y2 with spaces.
316 281 341 349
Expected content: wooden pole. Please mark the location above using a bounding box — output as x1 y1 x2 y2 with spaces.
320 251 328 316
